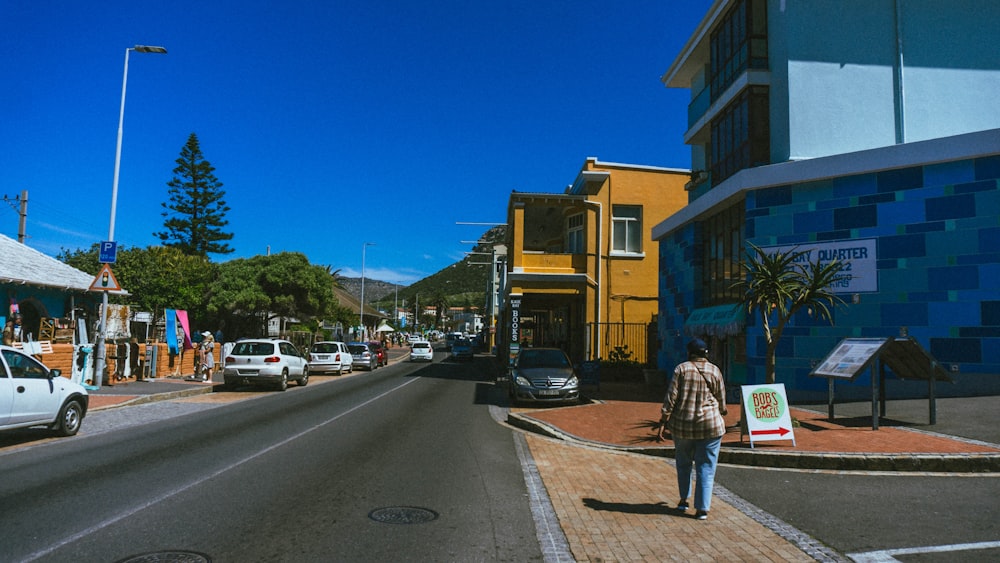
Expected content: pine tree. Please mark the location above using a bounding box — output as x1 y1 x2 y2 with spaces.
156 133 234 257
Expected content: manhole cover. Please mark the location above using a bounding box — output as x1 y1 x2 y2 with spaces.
115 551 210 563
369 506 439 524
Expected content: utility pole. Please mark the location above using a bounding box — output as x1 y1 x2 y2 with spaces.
2 190 28 242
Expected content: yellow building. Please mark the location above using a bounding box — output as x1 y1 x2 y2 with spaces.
499 158 688 366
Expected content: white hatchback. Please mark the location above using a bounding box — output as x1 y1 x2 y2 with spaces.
0 345 89 436
410 340 433 362
308 341 353 375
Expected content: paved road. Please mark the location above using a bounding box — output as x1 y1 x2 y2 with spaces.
0 356 547 562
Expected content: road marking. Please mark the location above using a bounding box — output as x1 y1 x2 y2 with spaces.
847 540 1000 562
23 376 422 562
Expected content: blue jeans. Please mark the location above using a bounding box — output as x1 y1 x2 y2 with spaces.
674 436 722 512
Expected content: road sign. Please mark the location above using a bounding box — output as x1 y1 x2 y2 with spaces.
99 241 118 263
740 383 796 448
89 264 122 292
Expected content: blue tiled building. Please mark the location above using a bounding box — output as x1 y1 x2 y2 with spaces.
652 0 1000 399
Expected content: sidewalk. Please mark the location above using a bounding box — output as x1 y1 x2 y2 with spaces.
509 387 1000 472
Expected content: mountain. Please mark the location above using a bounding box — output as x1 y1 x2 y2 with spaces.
339 226 506 313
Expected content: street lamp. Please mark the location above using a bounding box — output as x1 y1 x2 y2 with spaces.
359 242 375 340
93 45 167 387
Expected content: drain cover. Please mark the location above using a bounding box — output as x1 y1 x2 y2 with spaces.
369 506 439 524
115 551 210 563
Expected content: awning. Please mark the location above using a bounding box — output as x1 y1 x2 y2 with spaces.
683 304 745 338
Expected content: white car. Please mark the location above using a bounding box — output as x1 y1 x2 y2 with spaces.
410 340 433 362
308 341 353 375
223 338 309 391
0 345 88 436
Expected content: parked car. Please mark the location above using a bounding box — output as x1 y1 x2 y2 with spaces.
308 341 353 375
0 345 88 436
451 338 473 361
348 342 379 371
366 341 388 367
223 338 309 391
410 340 433 362
507 347 580 406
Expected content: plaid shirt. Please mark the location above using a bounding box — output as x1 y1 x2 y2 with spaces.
661 358 727 440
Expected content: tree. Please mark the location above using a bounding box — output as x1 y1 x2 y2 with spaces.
733 243 848 384
206 252 338 338
59 244 216 334
428 289 450 329
156 133 234 257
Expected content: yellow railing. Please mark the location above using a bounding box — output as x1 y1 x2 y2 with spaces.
518 252 587 273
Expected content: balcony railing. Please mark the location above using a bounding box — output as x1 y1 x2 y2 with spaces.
518 251 588 274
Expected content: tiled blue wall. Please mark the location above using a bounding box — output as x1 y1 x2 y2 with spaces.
658 154 1000 398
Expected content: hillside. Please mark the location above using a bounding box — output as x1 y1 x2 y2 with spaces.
339 225 506 313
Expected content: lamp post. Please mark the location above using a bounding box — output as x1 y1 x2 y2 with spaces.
359 242 375 340
93 45 167 387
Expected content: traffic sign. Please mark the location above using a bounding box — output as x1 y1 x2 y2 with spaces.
99 241 118 263
740 383 796 448
89 263 122 292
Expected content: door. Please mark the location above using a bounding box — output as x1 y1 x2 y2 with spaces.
2 349 60 425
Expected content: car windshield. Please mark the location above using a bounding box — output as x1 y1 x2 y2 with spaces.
413 343 429 349
518 350 569 369
312 343 338 354
348 345 367 354
231 342 275 356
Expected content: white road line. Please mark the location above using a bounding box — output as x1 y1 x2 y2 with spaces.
24 377 421 562
848 540 1000 562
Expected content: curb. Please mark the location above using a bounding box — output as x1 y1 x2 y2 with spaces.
506 412 1000 473
90 385 215 411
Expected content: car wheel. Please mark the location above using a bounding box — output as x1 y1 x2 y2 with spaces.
298 367 309 387
53 399 84 437
277 369 288 392
224 377 236 389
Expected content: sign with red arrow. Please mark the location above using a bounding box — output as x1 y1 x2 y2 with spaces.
740 383 796 448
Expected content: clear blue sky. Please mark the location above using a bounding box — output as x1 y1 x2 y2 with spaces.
1 1 711 286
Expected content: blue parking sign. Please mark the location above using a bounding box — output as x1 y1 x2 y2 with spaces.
99 241 117 263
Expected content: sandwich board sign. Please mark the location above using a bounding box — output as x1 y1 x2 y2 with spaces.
740 383 796 448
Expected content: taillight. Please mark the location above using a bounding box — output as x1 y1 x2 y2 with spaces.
264 356 281 363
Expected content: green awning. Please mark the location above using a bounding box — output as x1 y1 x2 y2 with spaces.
683 304 745 338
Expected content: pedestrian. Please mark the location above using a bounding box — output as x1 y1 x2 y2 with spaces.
199 331 216 381
3 313 24 346
657 338 728 520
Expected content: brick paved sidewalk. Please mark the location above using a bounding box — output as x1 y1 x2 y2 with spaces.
526 434 824 562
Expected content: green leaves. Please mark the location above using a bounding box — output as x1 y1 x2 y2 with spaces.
733 242 848 383
155 133 234 257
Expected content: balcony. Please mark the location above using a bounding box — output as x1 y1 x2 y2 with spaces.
517 251 588 274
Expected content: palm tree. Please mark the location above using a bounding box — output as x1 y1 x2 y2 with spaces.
324 266 345 290
733 243 848 383
429 290 450 330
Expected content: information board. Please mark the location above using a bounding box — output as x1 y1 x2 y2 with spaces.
741 383 796 448
810 338 889 379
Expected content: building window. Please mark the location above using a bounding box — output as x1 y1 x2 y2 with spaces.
612 205 642 254
566 213 584 254
710 86 770 185
710 0 768 101
701 202 744 303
